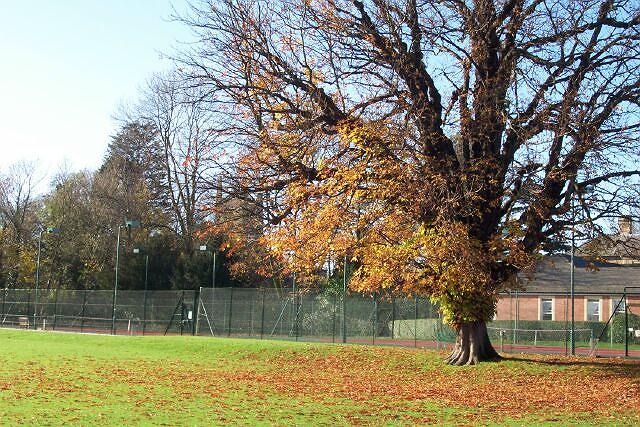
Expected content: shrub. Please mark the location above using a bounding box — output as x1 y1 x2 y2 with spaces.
609 313 640 343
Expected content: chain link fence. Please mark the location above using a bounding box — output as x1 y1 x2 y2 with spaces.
195 288 444 347
1 286 638 357
495 290 640 357
0 288 197 335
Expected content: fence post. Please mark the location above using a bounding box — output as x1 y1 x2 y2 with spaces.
372 294 377 345
310 297 314 337
1 287 6 325
414 297 418 348
192 288 200 336
342 255 347 343
260 289 266 340
331 293 336 343
390 298 395 340
80 290 87 333
248 292 254 336
227 287 233 337
514 290 519 345
278 292 283 336
564 289 569 356
611 321 614 348
52 287 60 330
342 292 347 344
625 294 629 357
194 287 202 336
26 289 32 328
436 312 440 349
143 286 149 336
294 284 299 341
180 290 185 336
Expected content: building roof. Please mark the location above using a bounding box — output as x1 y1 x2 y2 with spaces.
518 255 640 294
577 233 640 260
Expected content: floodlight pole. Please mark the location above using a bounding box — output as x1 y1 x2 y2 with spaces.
33 229 44 330
132 247 149 334
33 227 59 330
198 245 216 288
342 254 347 344
142 254 149 335
112 225 123 335
293 272 298 341
200 245 217 304
211 249 217 307
570 195 576 355
212 250 217 290
111 220 140 335
144 254 149 293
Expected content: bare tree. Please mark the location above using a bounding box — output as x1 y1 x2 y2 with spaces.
0 161 42 286
136 72 219 255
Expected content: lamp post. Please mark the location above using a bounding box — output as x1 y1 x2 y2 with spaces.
112 219 140 335
33 227 60 330
133 247 149 335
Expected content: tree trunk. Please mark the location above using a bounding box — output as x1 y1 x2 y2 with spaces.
445 321 501 365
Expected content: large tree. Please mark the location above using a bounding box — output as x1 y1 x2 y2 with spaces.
177 0 640 364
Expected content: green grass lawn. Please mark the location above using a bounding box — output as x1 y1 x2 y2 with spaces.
0 329 639 426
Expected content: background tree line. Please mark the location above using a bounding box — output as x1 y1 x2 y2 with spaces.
0 74 296 292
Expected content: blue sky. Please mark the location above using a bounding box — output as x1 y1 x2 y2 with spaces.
0 0 191 183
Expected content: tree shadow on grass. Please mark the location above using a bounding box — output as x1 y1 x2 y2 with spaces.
502 354 640 379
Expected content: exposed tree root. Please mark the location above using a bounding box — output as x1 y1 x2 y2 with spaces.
445 321 501 365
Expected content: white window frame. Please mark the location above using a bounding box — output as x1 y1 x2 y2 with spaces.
611 296 626 315
585 298 601 322
540 297 554 321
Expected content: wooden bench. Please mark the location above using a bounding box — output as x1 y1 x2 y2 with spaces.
18 316 30 329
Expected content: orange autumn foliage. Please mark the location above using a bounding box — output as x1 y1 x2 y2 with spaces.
235 119 533 324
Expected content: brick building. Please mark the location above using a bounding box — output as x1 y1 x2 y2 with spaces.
495 255 640 322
